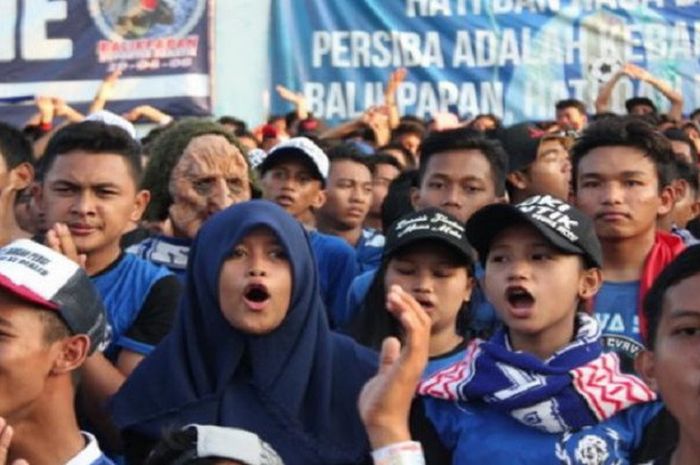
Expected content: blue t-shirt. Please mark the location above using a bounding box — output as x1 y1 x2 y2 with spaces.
126 235 191 280
594 281 644 362
308 230 359 328
91 254 179 359
355 228 384 273
423 344 468 379
423 397 663 465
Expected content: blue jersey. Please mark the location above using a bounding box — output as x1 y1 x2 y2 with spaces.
423 397 663 465
91 254 178 358
126 235 191 280
423 345 467 379
355 228 384 273
594 281 644 363
308 230 359 327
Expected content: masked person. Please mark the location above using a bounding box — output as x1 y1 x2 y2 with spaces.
128 119 253 278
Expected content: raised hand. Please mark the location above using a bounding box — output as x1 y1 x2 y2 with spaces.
358 285 431 449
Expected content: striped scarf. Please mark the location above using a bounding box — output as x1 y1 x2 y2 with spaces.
418 313 656 433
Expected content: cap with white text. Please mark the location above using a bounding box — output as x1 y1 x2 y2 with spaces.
0 239 108 354
466 195 602 268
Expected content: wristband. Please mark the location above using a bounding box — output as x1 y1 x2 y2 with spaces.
371 441 425 465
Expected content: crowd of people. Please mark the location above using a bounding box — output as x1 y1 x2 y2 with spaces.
0 62 699 465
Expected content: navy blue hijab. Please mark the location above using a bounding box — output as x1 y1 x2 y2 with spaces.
111 200 377 464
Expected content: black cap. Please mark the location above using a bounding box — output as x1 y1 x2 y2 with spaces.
466 195 603 268
385 208 475 264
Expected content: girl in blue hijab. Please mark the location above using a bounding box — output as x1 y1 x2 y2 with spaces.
110 200 378 465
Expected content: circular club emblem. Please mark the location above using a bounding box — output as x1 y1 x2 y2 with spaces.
88 0 206 40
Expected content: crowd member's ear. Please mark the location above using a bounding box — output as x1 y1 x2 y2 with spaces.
635 350 659 391
409 186 421 211
9 163 34 191
668 178 687 204
310 187 326 210
658 184 675 216
462 276 476 303
50 334 90 376
690 197 700 220
578 266 602 300
506 171 528 191
130 189 151 223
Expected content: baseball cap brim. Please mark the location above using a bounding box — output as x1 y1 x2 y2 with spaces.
385 236 475 266
466 203 590 265
0 273 60 312
258 148 325 184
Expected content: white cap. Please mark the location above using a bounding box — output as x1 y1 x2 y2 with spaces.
186 425 284 465
247 148 268 170
261 137 329 180
85 110 137 139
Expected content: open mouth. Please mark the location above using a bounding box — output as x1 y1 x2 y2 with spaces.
276 195 295 206
244 283 270 309
506 286 535 310
414 298 435 312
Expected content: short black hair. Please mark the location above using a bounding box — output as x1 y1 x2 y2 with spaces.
399 115 427 129
326 143 372 173
235 130 259 147
643 245 700 349
470 113 502 130
664 127 698 162
625 97 657 115
391 122 425 140
670 159 699 194
418 127 508 196
217 115 247 133
41 121 142 184
555 99 586 115
689 108 700 121
571 116 674 192
369 153 403 173
381 170 418 234
38 308 72 344
267 114 285 125
591 112 619 122
0 122 34 169
377 143 416 169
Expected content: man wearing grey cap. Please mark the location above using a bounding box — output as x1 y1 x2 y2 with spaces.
0 239 112 465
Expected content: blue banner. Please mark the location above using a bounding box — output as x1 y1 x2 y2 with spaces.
0 0 212 126
271 0 700 125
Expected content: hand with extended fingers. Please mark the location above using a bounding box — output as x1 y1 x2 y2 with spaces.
46 223 87 269
358 284 431 449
